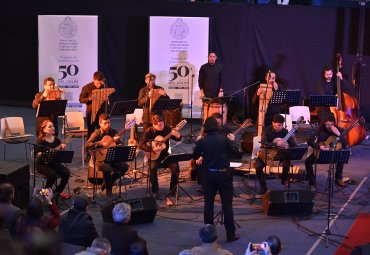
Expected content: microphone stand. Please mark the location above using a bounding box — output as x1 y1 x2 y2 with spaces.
185 70 195 143
227 81 260 118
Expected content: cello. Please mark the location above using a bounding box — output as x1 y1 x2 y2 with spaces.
330 53 366 146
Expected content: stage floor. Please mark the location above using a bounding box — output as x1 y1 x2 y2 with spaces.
1 105 369 255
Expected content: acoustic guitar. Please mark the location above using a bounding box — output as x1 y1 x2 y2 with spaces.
53 136 74 151
145 119 187 161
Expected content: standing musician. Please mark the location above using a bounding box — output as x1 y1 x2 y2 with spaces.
198 51 223 98
32 77 64 136
79 71 109 139
192 117 241 242
139 114 181 200
254 114 297 194
305 113 348 188
85 114 129 197
138 73 170 130
34 120 70 201
315 65 351 124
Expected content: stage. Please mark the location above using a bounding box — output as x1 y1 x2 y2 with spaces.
0 105 369 255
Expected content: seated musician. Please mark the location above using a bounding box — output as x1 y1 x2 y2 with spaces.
79 71 108 139
32 77 63 136
254 114 297 194
138 73 170 130
139 114 181 200
34 120 70 201
85 114 129 197
305 113 348 188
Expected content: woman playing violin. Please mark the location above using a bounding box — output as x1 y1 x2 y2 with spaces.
34 120 70 201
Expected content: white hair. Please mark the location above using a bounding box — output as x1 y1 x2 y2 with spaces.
112 202 131 223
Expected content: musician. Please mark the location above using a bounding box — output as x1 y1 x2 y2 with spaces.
139 114 181 199
254 114 297 194
305 113 348 188
34 120 70 201
85 114 129 197
253 70 281 127
79 71 108 139
32 77 63 136
192 117 240 242
198 51 223 98
138 73 170 130
315 65 351 123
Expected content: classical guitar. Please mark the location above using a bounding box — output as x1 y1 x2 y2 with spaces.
94 118 136 162
258 116 304 163
53 136 74 151
233 118 253 135
145 119 187 161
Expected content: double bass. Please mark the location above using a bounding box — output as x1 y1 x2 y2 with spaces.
330 53 366 146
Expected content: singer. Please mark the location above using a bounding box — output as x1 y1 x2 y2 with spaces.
305 113 348 188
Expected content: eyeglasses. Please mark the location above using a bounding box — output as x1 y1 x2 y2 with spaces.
101 121 110 125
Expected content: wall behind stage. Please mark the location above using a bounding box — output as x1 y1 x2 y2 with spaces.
1 1 370 121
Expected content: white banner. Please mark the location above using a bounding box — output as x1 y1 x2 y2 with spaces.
38 15 98 115
149 17 209 118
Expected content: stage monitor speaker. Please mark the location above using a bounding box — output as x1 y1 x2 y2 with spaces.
0 161 30 209
101 196 157 225
262 189 314 216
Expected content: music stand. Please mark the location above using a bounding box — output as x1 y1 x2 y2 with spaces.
36 100 67 135
311 149 350 246
272 147 307 187
104 145 137 198
271 90 301 128
162 153 193 205
309 95 338 107
109 100 138 139
152 99 182 127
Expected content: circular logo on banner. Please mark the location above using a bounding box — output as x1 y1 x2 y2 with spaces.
58 17 78 39
170 18 189 40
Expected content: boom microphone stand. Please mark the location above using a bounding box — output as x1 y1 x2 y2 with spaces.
227 81 260 118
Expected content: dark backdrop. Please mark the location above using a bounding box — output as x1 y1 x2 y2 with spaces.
2 0 370 121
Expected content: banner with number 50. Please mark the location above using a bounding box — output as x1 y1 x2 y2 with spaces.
38 15 98 115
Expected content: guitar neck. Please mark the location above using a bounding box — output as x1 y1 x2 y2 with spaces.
283 125 298 142
342 120 359 136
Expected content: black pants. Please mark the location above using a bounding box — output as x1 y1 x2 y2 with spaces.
305 153 344 184
149 160 179 194
203 170 235 238
36 163 70 194
255 157 291 190
96 161 129 192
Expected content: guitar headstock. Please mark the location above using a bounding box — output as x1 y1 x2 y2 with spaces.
291 116 305 130
125 118 136 130
174 119 187 131
241 118 253 128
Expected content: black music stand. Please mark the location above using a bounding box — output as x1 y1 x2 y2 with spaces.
104 145 137 198
36 100 67 135
309 95 338 107
152 99 182 127
162 153 193 205
271 90 301 128
109 100 138 139
311 149 350 246
272 147 307 187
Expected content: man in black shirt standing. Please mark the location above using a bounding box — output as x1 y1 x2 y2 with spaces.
198 51 223 99
192 117 241 242
254 114 297 194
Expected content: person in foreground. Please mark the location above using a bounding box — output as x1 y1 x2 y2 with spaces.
192 117 241 242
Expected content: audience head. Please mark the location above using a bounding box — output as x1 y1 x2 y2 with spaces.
266 235 282 255
130 239 148 255
112 202 131 224
203 117 219 134
0 183 15 203
73 195 89 211
87 237 111 255
26 197 43 220
199 224 218 243
22 227 60 255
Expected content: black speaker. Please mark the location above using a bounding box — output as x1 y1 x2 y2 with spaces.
262 190 314 216
101 196 158 225
0 161 30 209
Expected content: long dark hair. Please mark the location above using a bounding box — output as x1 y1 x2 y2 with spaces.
37 120 52 143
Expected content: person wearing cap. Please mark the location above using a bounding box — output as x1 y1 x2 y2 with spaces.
198 51 223 99
139 114 182 201
179 224 233 255
305 113 348 188
138 72 170 130
58 195 98 247
192 117 241 242
102 202 147 255
254 114 297 194
80 71 110 139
